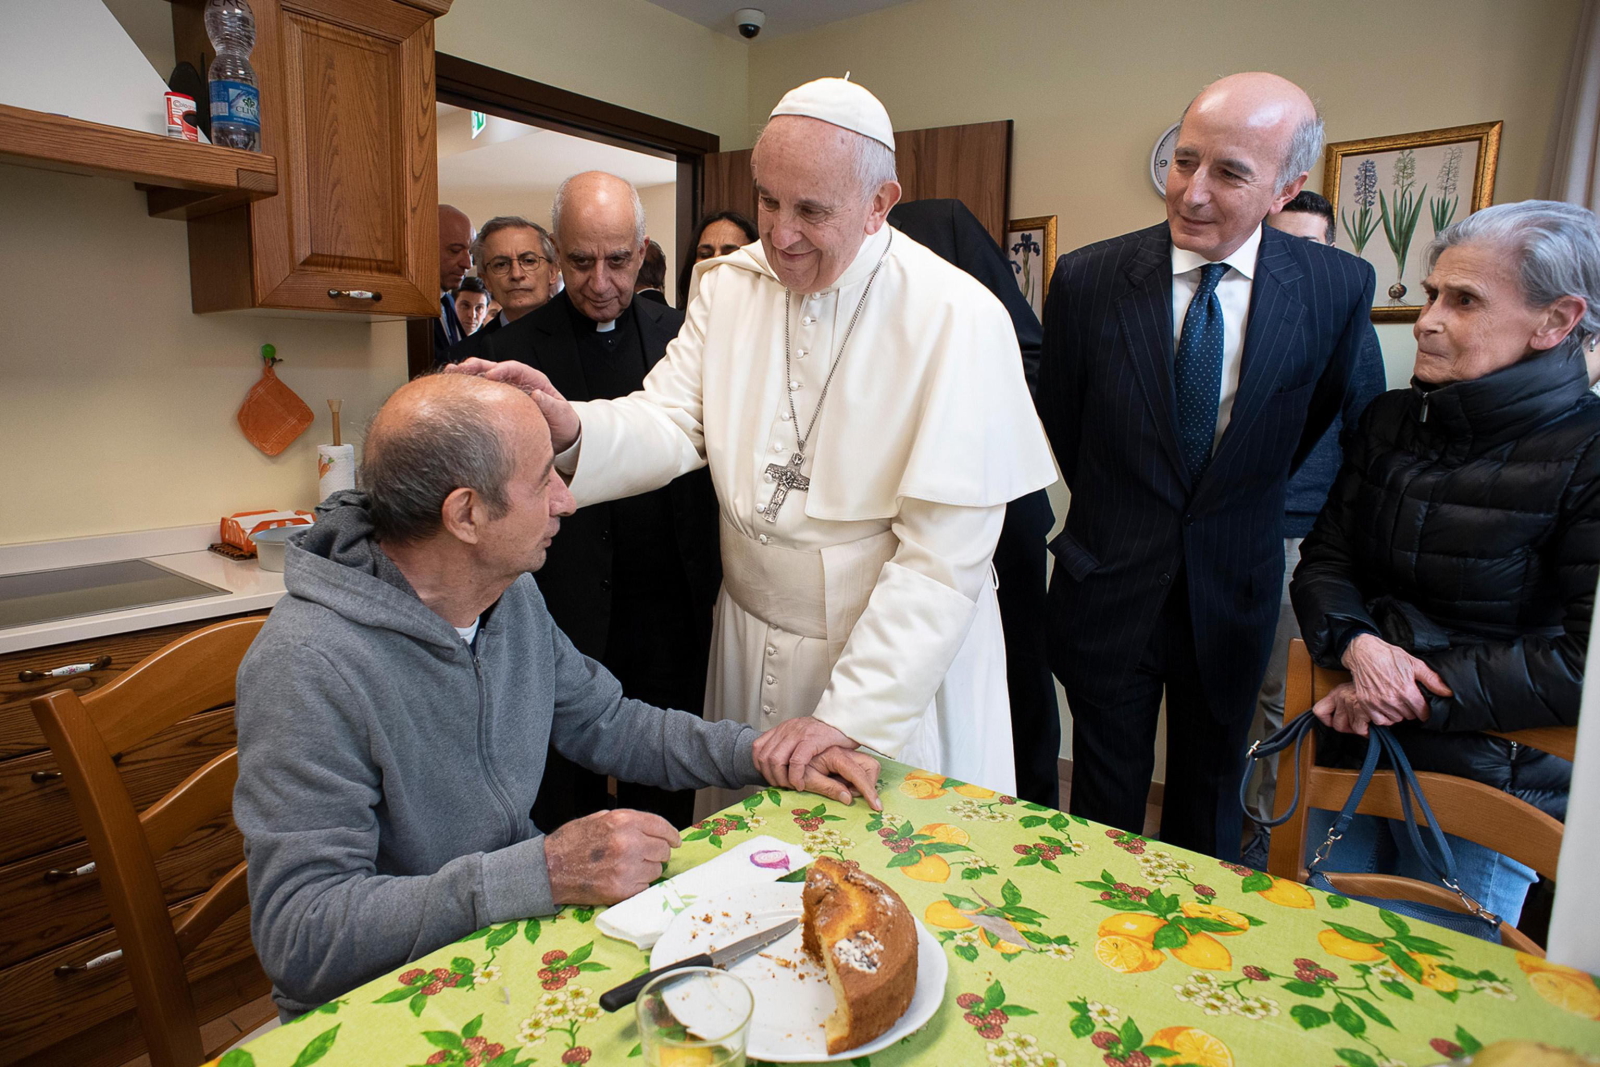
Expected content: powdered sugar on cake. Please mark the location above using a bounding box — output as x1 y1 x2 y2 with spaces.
832 931 884 973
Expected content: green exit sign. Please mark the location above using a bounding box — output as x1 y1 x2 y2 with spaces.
470 111 487 138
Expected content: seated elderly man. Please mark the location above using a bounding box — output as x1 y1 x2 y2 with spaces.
1292 199 1600 937
234 374 879 1017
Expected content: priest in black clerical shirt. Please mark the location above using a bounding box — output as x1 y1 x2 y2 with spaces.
458 172 720 830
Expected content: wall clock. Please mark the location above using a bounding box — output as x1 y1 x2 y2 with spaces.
1150 120 1181 197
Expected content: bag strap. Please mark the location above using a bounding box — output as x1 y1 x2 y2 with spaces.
1239 712 1319 828
1242 716 1503 932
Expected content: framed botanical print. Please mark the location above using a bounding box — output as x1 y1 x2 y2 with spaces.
1006 215 1058 320
1324 121 1502 322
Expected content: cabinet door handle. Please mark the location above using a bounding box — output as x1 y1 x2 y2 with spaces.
55 949 122 977
19 655 112 682
44 861 97 882
327 288 382 302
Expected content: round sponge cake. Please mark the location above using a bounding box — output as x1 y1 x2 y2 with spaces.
800 857 918 1053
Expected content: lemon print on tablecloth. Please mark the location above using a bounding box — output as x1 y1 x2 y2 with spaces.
1518 952 1600 1020
1254 877 1316 909
1149 1025 1234 1067
1095 934 1166 974
1179 902 1249 935
1318 927 1387 961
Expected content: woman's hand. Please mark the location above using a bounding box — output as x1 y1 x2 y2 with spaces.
1337 633 1453 726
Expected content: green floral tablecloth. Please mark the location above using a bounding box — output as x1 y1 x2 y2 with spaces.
223 761 1600 1067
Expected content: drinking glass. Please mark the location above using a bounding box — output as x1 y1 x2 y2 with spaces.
635 966 753 1067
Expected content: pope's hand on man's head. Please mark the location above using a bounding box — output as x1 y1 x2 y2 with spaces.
446 357 581 452
544 809 682 906
753 718 880 810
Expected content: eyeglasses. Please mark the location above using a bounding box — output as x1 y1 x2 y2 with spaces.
483 253 550 277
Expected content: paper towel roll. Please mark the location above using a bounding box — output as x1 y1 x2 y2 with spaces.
317 443 356 501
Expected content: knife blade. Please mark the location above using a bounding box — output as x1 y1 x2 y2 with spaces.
598 917 800 1012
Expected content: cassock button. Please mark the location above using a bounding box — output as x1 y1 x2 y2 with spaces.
766 646 777 656
803 317 816 325
758 534 769 545
1158 572 1172 586
789 381 801 391
780 411 792 421
796 349 808 359
772 442 785 452
762 703 773 715
766 675 776 685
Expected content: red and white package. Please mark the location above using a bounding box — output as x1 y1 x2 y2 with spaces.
165 92 199 142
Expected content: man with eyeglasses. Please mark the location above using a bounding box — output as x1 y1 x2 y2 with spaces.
451 172 721 833
463 216 559 341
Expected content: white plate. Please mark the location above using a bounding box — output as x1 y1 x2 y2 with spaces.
650 881 947 1063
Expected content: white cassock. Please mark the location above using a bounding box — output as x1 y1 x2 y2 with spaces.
559 223 1057 805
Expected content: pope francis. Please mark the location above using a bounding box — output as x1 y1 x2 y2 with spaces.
454 77 1055 803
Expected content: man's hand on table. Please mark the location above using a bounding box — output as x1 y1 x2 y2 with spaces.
753 718 882 811
446 357 580 452
545 809 681 906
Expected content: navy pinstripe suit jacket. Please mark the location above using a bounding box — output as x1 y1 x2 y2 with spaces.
1039 221 1377 722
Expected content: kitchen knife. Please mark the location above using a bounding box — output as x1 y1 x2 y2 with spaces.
598 917 800 1012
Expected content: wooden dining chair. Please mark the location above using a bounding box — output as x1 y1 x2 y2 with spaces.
1266 638 1575 955
29 616 268 1067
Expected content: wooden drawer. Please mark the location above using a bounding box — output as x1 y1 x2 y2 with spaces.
0 817 245 969
0 705 236 867
0 902 259 1064
0 613 263 760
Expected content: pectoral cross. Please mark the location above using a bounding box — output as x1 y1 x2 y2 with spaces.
759 451 810 523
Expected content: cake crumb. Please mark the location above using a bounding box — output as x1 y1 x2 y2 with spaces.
832 930 884 973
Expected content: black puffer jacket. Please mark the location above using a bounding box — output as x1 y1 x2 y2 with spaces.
1291 346 1600 819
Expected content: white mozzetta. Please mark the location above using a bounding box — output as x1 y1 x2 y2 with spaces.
0 525 285 654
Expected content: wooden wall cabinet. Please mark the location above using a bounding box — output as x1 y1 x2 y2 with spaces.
0 614 268 1067
173 0 451 317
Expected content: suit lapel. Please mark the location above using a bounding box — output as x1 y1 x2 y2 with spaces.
1205 228 1306 478
1114 225 1191 488
633 299 672 371
533 294 592 402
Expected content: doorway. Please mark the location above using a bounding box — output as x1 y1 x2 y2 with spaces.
409 54 720 377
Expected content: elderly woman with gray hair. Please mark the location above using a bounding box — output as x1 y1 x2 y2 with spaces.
1290 199 1600 936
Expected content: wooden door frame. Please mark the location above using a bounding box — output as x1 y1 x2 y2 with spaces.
410 53 720 377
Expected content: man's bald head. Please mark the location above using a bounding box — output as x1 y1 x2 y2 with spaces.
439 204 475 292
551 171 648 323
361 374 546 544
1167 72 1323 261
1183 73 1323 188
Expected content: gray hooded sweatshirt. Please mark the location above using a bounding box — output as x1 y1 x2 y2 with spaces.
234 491 760 1016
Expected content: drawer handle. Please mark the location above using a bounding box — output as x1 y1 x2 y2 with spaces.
55 949 122 977
44 861 97 882
327 288 382 302
19 655 112 682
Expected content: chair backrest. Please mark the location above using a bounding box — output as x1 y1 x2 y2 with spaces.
1267 638 1573 955
29 616 265 1067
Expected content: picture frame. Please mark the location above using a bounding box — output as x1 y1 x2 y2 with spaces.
1006 215 1058 320
1323 121 1501 322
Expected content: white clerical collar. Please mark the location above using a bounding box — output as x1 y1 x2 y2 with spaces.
595 318 617 332
1171 223 1262 281
818 223 893 295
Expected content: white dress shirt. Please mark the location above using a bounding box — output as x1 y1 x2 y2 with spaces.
1171 224 1261 448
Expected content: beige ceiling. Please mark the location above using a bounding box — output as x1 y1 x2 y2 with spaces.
642 0 916 39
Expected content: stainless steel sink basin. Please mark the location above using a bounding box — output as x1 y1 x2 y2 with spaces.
0 559 228 629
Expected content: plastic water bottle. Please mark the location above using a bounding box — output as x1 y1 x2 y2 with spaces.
205 0 261 151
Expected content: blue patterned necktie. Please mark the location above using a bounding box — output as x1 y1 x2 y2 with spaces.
1173 261 1229 479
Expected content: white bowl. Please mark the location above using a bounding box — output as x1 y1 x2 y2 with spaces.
250 525 305 572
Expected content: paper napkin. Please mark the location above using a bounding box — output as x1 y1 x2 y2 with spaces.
595 836 813 950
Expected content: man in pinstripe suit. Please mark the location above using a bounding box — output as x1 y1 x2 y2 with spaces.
1038 73 1377 860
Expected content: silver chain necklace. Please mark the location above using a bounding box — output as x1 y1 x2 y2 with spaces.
758 231 893 523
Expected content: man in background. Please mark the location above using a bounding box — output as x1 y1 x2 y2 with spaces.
1241 189 1386 861
435 204 475 360
636 239 668 303
453 277 491 336
469 217 560 342
1039 73 1376 859
456 172 720 830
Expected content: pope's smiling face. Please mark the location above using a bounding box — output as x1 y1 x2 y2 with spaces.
752 116 900 294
